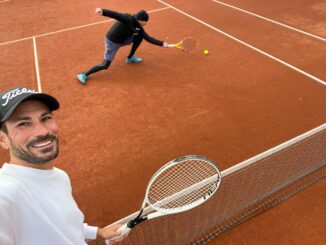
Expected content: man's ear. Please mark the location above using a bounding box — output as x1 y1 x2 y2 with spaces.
0 131 10 150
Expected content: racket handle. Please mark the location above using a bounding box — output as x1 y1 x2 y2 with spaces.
105 223 131 245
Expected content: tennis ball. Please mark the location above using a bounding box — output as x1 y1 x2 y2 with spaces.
203 49 209 55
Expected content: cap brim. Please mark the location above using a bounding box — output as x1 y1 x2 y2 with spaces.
0 93 60 123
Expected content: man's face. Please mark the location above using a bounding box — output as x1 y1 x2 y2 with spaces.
138 20 147 27
0 100 59 167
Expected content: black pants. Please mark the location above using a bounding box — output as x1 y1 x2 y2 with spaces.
85 35 144 77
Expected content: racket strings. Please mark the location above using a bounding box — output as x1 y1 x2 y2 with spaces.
181 37 196 51
159 185 213 210
147 159 218 211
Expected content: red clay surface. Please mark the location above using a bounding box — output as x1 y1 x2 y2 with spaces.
1 0 325 244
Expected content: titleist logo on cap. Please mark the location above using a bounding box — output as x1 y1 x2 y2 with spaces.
1 88 38 107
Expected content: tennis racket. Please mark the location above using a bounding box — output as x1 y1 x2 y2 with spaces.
106 155 221 244
171 37 197 52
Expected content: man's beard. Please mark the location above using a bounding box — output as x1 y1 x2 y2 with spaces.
9 134 59 164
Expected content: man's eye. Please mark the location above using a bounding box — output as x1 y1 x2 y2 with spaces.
43 116 53 121
17 122 29 127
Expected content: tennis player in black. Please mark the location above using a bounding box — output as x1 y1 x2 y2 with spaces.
76 8 172 85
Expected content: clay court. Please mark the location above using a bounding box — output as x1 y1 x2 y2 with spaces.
0 0 325 244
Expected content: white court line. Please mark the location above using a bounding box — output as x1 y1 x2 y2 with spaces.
212 0 326 42
32 37 42 92
158 0 325 86
0 7 170 47
0 36 33 47
0 0 10 3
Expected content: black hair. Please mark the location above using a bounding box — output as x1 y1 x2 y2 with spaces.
0 122 8 134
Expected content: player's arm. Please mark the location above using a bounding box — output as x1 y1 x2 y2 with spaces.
142 31 168 47
142 31 173 48
95 8 131 23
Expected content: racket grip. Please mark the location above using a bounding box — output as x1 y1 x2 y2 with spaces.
105 224 131 245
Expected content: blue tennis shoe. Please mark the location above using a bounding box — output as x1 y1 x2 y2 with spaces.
76 73 88 85
126 56 142 63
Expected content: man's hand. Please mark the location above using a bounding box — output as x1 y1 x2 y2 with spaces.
95 8 103 15
97 224 128 244
163 42 174 48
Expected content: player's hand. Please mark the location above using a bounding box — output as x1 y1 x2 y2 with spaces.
163 42 174 48
98 224 129 244
95 8 103 15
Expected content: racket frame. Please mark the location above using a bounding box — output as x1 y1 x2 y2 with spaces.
145 155 220 213
107 155 221 244
173 37 197 52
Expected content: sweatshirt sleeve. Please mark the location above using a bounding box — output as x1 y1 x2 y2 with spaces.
0 196 14 245
102 9 131 23
84 223 98 240
143 31 164 46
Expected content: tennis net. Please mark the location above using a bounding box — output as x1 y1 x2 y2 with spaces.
108 123 326 245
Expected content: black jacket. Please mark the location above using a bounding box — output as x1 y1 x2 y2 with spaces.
102 9 163 46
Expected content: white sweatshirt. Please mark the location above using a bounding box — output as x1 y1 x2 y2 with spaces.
0 163 98 245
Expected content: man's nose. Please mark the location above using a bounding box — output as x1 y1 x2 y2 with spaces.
33 122 50 136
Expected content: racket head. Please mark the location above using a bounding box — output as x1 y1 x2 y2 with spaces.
180 37 197 52
145 155 221 214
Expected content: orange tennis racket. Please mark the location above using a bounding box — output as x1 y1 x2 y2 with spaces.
172 37 197 52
